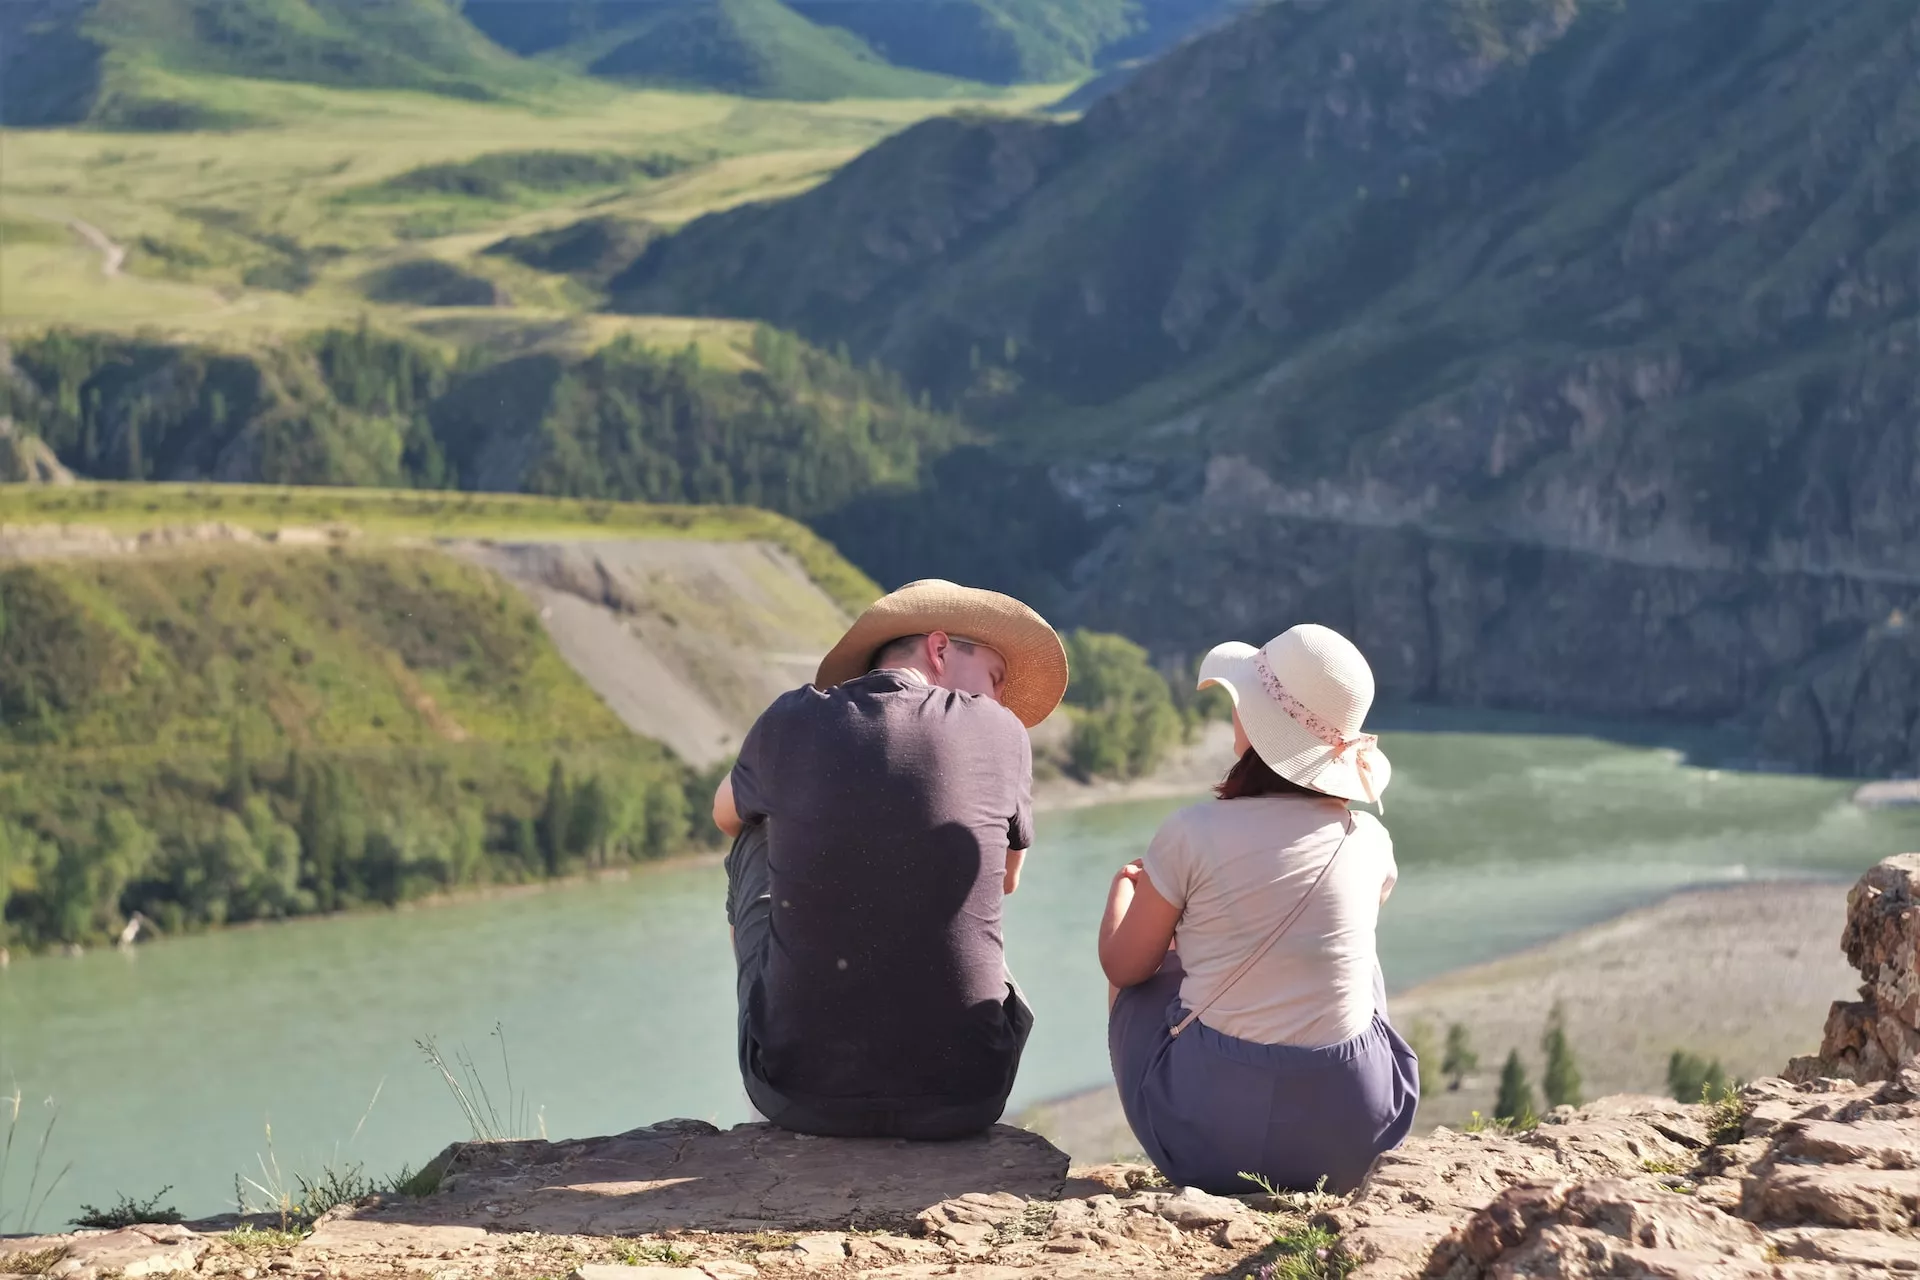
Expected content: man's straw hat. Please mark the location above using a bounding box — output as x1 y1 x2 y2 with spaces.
815 579 1069 728
1198 623 1391 808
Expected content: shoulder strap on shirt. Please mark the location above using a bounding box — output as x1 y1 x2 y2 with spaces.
1168 809 1357 1040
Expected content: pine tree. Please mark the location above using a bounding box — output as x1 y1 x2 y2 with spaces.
1541 1002 1583 1109
1442 1023 1479 1091
567 776 612 864
537 759 569 876
1667 1049 1732 1102
1494 1050 1536 1125
224 723 252 810
297 763 339 913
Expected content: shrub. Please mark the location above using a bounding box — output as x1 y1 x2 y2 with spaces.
1493 1049 1537 1126
1442 1023 1479 1091
1061 630 1183 780
1541 1002 1582 1110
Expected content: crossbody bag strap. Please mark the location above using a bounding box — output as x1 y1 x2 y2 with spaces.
1169 810 1356 1039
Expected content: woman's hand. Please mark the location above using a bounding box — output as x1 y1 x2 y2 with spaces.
1099 860 1180 989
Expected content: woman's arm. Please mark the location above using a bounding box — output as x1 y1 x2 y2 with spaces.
1099 860 1181 988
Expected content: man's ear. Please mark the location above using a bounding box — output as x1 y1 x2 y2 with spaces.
925 630 951 676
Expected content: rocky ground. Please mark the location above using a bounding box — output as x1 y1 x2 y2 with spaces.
5 855 1917 1280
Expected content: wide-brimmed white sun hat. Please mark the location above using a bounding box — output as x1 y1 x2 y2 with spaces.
814 578 1069 728
1197 623 1390 808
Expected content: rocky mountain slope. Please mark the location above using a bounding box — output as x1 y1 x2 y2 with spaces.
608 0 1920 777
6 854 1918 1277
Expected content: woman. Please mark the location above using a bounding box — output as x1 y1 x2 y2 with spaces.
1100 623 1418 1194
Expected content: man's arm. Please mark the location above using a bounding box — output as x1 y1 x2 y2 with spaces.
712 773 744 838
1003 848 1025 896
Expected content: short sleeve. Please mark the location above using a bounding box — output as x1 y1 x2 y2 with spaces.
1139 811 1193 912
1008 725 1035 851
728 702 779 824
1362 813 1398 904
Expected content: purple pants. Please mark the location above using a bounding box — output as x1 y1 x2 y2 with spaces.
1108 953 1419 1194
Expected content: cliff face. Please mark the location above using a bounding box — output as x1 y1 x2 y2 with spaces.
616 0 1920 775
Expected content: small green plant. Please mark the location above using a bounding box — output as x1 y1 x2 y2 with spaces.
1126 1166 1170 1191
1442 1024 1479 1091
72 1187 183 1229
1463 1110 1507 1134
418 1024 544 1142
0 1246 69 1276
1493 1049 1538 1127
734 1232 796 1254
1238 1173 1341 1216
221 1226 307 1254
992 1201 1057 1245
608 1240 693 1265
386 1162 445 1199
1 1089 72 1236
1463 1109 1538 1135
1639 1156 1684 1175
1242 1220 1355 1280
1704 1087 1750 1145
295 1164 377 1220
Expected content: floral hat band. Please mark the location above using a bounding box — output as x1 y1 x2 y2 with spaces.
1252 650 1383 808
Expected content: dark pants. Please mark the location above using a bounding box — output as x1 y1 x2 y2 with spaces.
1109 952 1420 1194
725 822 1034 1140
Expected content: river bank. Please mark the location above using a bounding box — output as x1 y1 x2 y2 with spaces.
1016 875 1860 1162
0 739 1224 965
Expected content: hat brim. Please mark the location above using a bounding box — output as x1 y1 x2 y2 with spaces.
1199 641 1391 803
816 580 1068 728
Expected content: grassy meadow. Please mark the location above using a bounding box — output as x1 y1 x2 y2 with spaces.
0 72 1071 349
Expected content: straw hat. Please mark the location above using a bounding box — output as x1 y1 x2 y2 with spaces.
814 579 1069 728
1197 624 1391 808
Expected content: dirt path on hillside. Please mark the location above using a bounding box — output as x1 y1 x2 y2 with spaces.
449 537 852 768
69 219 127 277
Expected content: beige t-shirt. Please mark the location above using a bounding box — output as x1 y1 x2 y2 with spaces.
1140 794 1396 1048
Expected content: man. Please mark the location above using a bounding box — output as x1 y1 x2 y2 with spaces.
712 579 1069 1140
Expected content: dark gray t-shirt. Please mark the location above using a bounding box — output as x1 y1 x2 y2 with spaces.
729 669 1034 1107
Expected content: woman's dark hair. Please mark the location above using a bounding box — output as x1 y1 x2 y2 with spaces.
1215 748 1328 801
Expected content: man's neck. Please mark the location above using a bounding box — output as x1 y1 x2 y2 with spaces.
878 664 934 688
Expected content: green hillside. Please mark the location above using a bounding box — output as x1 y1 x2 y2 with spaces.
463 0 970 99
0 544 704 951
0 0 571 128
0 324 963 559
609 0 1920 777
0 482 889 952
460 0 1241 88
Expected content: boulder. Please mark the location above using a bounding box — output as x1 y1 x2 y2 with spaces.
1788 854 1920 1083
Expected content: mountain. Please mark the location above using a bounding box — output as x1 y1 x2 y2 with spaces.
0 0 562 127
458 0 968 99
610 0 1920 777
782 0 1233 83
0 0 1250 129
460 0 1241 88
